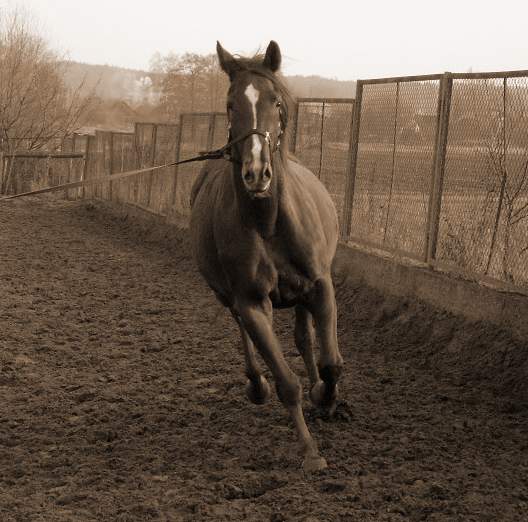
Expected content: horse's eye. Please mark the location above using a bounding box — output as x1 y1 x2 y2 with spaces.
276 101 281 108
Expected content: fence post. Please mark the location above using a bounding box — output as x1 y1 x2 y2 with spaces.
145 124 158 207
81 136 91 200
318 101 326 179
342 82 363 240
169 114 184 212
207 113 216 150
291 100 300 153
383 81 401 246
107 132 114 202
0 152 4 193
425 72 453 265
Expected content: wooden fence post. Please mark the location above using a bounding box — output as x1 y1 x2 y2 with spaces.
425 72 453 265
342 83 363 240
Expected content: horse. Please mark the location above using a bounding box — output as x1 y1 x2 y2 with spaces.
189 40 343 473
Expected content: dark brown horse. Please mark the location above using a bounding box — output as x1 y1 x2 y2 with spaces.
190 41 343 472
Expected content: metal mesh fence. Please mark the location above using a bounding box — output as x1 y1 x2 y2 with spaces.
111 132 136 203
150 123 180 216
83 135 97 200
437 75 528 289
1 153 84 198
134 123 156 208
8 75 528 294
294 99 354 224
347 79 440 260
212 113 229 149
172 113 212 216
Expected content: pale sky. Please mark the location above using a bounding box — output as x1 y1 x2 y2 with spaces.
5 0 528 80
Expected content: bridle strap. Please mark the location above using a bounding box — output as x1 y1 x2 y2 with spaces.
200 128 280 164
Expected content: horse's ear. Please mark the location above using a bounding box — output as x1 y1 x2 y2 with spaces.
263 40 281 72
216 41 238 80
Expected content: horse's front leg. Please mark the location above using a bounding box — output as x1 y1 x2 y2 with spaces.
307 276 343 415
230 310 271 405
238 297 327 473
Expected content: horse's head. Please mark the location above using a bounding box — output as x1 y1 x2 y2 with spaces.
217 40 288 198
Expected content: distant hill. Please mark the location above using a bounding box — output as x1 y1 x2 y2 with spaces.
63 61 356 104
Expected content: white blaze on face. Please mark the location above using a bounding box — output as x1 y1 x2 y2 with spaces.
244 83 263 167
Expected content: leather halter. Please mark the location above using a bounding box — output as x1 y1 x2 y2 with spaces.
191 108 285 165
222 106 285 164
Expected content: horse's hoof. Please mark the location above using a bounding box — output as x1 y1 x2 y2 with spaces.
302 455 328 474
245 376 271 405
310 381 338 412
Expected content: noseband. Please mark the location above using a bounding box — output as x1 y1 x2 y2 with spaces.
222 126 282 164
195 110 285 165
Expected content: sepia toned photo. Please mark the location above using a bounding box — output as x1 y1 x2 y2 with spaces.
1 1 527 520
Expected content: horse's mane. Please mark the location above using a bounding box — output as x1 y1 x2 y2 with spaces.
229 54 295 159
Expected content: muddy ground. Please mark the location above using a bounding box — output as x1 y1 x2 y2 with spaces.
1 197 528 522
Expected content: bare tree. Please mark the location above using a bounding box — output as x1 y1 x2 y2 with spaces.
483 79 528 283
150 51 227 119
0 8 95 191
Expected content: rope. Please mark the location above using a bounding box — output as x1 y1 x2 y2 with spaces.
0 149 227 202
0 127 277 202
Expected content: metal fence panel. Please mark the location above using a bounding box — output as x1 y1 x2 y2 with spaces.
134 123 156 207
347 79 440 260
212 113 229 149
295 101 324 174
111 132 136 203
83 136 97 199
294 99 354 225
172 113 212 216
436 76 528 289
150 123 179 216
348 82 399 250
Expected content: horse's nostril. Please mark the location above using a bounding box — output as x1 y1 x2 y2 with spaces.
244 171 254 183
263 168 272 180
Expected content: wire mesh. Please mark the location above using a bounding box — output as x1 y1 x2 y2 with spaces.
348 80 440 259
150 123 180 216
173 113 212 216
437 76 528 289
294 100 354 225
294 101 325 174
6 156 48 194
91 132 104 200
320 102 353 225
134 123 156 207
111 132 136 203
73 134 89 155
3 153 83 198
212 113 229 149
83 135 97 200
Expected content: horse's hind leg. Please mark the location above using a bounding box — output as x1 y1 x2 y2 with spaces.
232 311 271 405
308 277 343 414
294 305 319 388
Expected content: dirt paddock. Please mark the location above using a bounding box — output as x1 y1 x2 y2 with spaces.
1 197 528 521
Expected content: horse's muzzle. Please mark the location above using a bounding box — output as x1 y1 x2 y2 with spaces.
242 163 273 197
